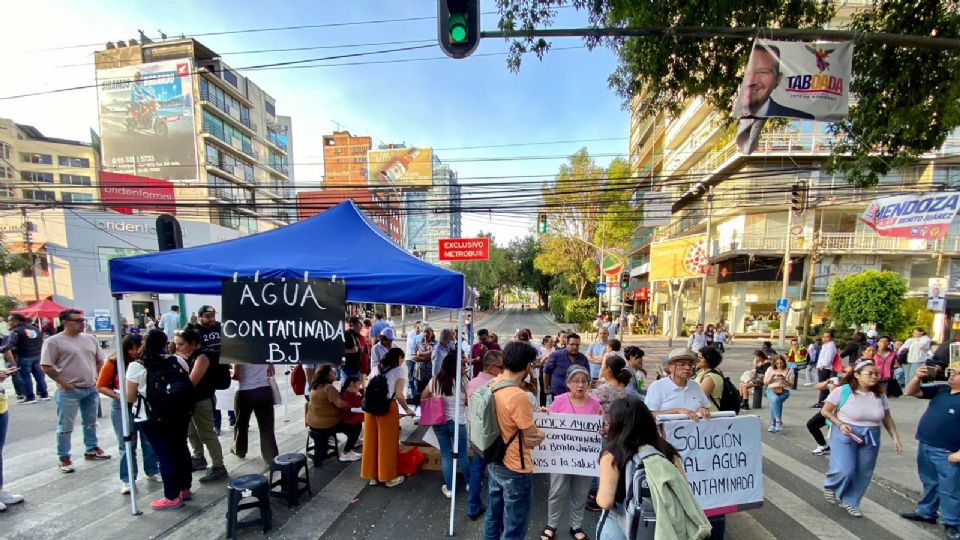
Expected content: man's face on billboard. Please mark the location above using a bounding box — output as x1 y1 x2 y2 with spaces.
742 48 782 114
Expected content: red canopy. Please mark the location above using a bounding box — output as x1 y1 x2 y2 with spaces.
12 298 79 320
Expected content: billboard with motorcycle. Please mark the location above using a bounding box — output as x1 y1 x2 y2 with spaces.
97 60 198 182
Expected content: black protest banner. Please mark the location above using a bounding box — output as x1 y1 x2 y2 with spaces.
221 277 346 364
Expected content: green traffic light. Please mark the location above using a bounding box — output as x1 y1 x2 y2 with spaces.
449 13 468 43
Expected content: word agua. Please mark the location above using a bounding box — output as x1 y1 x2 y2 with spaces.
785 74 844 96
238 281 327 309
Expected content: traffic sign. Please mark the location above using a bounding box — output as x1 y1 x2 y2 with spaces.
776 298 790 313
596 282 608 295
438 237 489 261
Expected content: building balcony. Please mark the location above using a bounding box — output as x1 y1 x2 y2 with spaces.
265 161 289 177
713 231 960 260
266 132 288 151
204 161 255 186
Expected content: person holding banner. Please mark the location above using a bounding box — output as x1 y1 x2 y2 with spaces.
540 366 602 540
820 360 902 517
644 349 712 422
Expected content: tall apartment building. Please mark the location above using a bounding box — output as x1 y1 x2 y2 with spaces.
0 119 100 207
632 1 960 339
323 131 372 187
93 37 294 235
404 161 462 264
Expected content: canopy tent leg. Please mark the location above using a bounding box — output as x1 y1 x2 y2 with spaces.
449 310 464 536
400 305 406 338
112 294 141 515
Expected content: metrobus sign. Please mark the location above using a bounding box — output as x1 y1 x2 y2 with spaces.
438 238 490 261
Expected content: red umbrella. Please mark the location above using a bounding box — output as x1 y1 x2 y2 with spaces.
11 298 80 320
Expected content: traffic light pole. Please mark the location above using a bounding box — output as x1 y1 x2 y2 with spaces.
698 186 714 325
778 205 794 349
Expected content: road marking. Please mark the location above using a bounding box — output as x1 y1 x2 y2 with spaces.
761 474 860 539
725 510 778 540
762 443 940 540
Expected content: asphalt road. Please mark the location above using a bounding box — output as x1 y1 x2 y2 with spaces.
0 308 948 539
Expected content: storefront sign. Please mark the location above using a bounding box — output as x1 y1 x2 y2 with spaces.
221 278 346 364
93 309 112 332
634 287 649 301
531 412 603 477
438 238 489 261
649 236 707 281
99 171 177 215
661 415 763 515
860 192 960 240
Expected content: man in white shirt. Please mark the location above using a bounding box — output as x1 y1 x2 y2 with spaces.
815 330 839 406
158 305 181 341
644 348 711 422
901 327 932 381
687 323 707 353
371 327 394 377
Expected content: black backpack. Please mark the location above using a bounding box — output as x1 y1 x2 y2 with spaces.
707 369 742 414
136 356 195 421
362 366 394 415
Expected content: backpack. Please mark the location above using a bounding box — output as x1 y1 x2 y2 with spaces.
468 379 523 466
616 445 663 540
210 363 232 390
135 356 195 422
361 366 394 415
707 369 741 414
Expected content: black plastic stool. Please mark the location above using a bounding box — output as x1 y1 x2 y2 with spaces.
269 453 313 507
225 474 272 539
751 384 764 409
306 428 339 466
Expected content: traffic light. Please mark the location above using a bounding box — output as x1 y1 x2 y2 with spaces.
156 214 183 251
537 213 547 234
620 271 630 290
790 182 805 214
437 0 480 59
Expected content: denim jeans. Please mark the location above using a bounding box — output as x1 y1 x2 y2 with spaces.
484 463 533 540
5 358 24 397
17 356 47 401
894 367 906 388
765 388 790 424
110 399 159 483
916 442 960 526
0 411 8 486
433 420 470 491
468 455 487 516
597 505 629 540
405 359 417 399
824 424 881 507
55 387 100 460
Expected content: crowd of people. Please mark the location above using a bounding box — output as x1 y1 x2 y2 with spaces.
0 308 958 540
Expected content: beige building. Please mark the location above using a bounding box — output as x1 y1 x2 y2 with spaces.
0 119 100 207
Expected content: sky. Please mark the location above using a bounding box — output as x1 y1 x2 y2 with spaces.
0 0 629 243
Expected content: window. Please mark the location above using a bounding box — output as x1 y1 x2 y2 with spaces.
0 142 10 160
61 192 93 203
0 184 14 198
264 101 276 117
0 166 13 179
60 174 91 186
58 156 90 168
222 69 239 87
21 171 54 183
23 189 55 201
20 153 52 165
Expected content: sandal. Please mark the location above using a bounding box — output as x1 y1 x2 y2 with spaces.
570 528 589 540
540 526 557 540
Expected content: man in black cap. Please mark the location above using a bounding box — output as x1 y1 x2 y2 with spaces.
187 305 227 483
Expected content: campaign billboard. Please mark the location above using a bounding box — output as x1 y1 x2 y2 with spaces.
860 192 960 240
367 147 434 188
97 60 198 182
98 171 176 215
733 39 853 153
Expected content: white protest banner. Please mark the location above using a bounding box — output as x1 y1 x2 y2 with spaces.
531 412 603 477
860 192 960 241
660 415 763 515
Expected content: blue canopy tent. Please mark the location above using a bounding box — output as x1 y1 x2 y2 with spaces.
106 200 475 519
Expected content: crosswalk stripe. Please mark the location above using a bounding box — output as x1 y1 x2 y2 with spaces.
725 510 778 540
761 443 940 540
761 474 860 539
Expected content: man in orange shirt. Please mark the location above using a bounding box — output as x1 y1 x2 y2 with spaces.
485 341 545 540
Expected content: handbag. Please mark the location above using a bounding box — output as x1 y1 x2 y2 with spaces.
886 376 903 398
269 377 282 405
419 380 446 426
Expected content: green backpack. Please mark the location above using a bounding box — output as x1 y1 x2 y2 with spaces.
468 379 522 466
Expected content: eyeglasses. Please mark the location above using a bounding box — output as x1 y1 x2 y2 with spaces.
947 370 958 378
861 371 880 377
568 379 590 385
65 318 85 323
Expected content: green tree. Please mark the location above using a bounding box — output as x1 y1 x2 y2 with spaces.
496 0 960 187
0 248 30 276
827 270 908 332
450 233 518 310
508 235 552 309
534 149 634 298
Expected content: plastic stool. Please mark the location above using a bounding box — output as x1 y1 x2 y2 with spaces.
306 428 339 466
269 453 313 507
225 474 272 539
751 384 764 409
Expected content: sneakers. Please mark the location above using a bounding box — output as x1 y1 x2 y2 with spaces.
899 512 937 524
0 501 5 512
368 479 378 486
811 445 830 456
946 525 960 540
840 503 862 517
773 422 784 433
803 382 814 387
339 451 361 462
147 474 163 482
385 476 404 488
179 489 192 501
59 458 75 473
811 402 825 409
191 457 208 471
824 488 838 505
199 465 227 483
23 399 38 404
84 448 112 460
40 396 51 401
150 497 184 510
441 485 452 498
120 483 131 495
768 424 777 433
15 396 26 403
0 491 24 505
